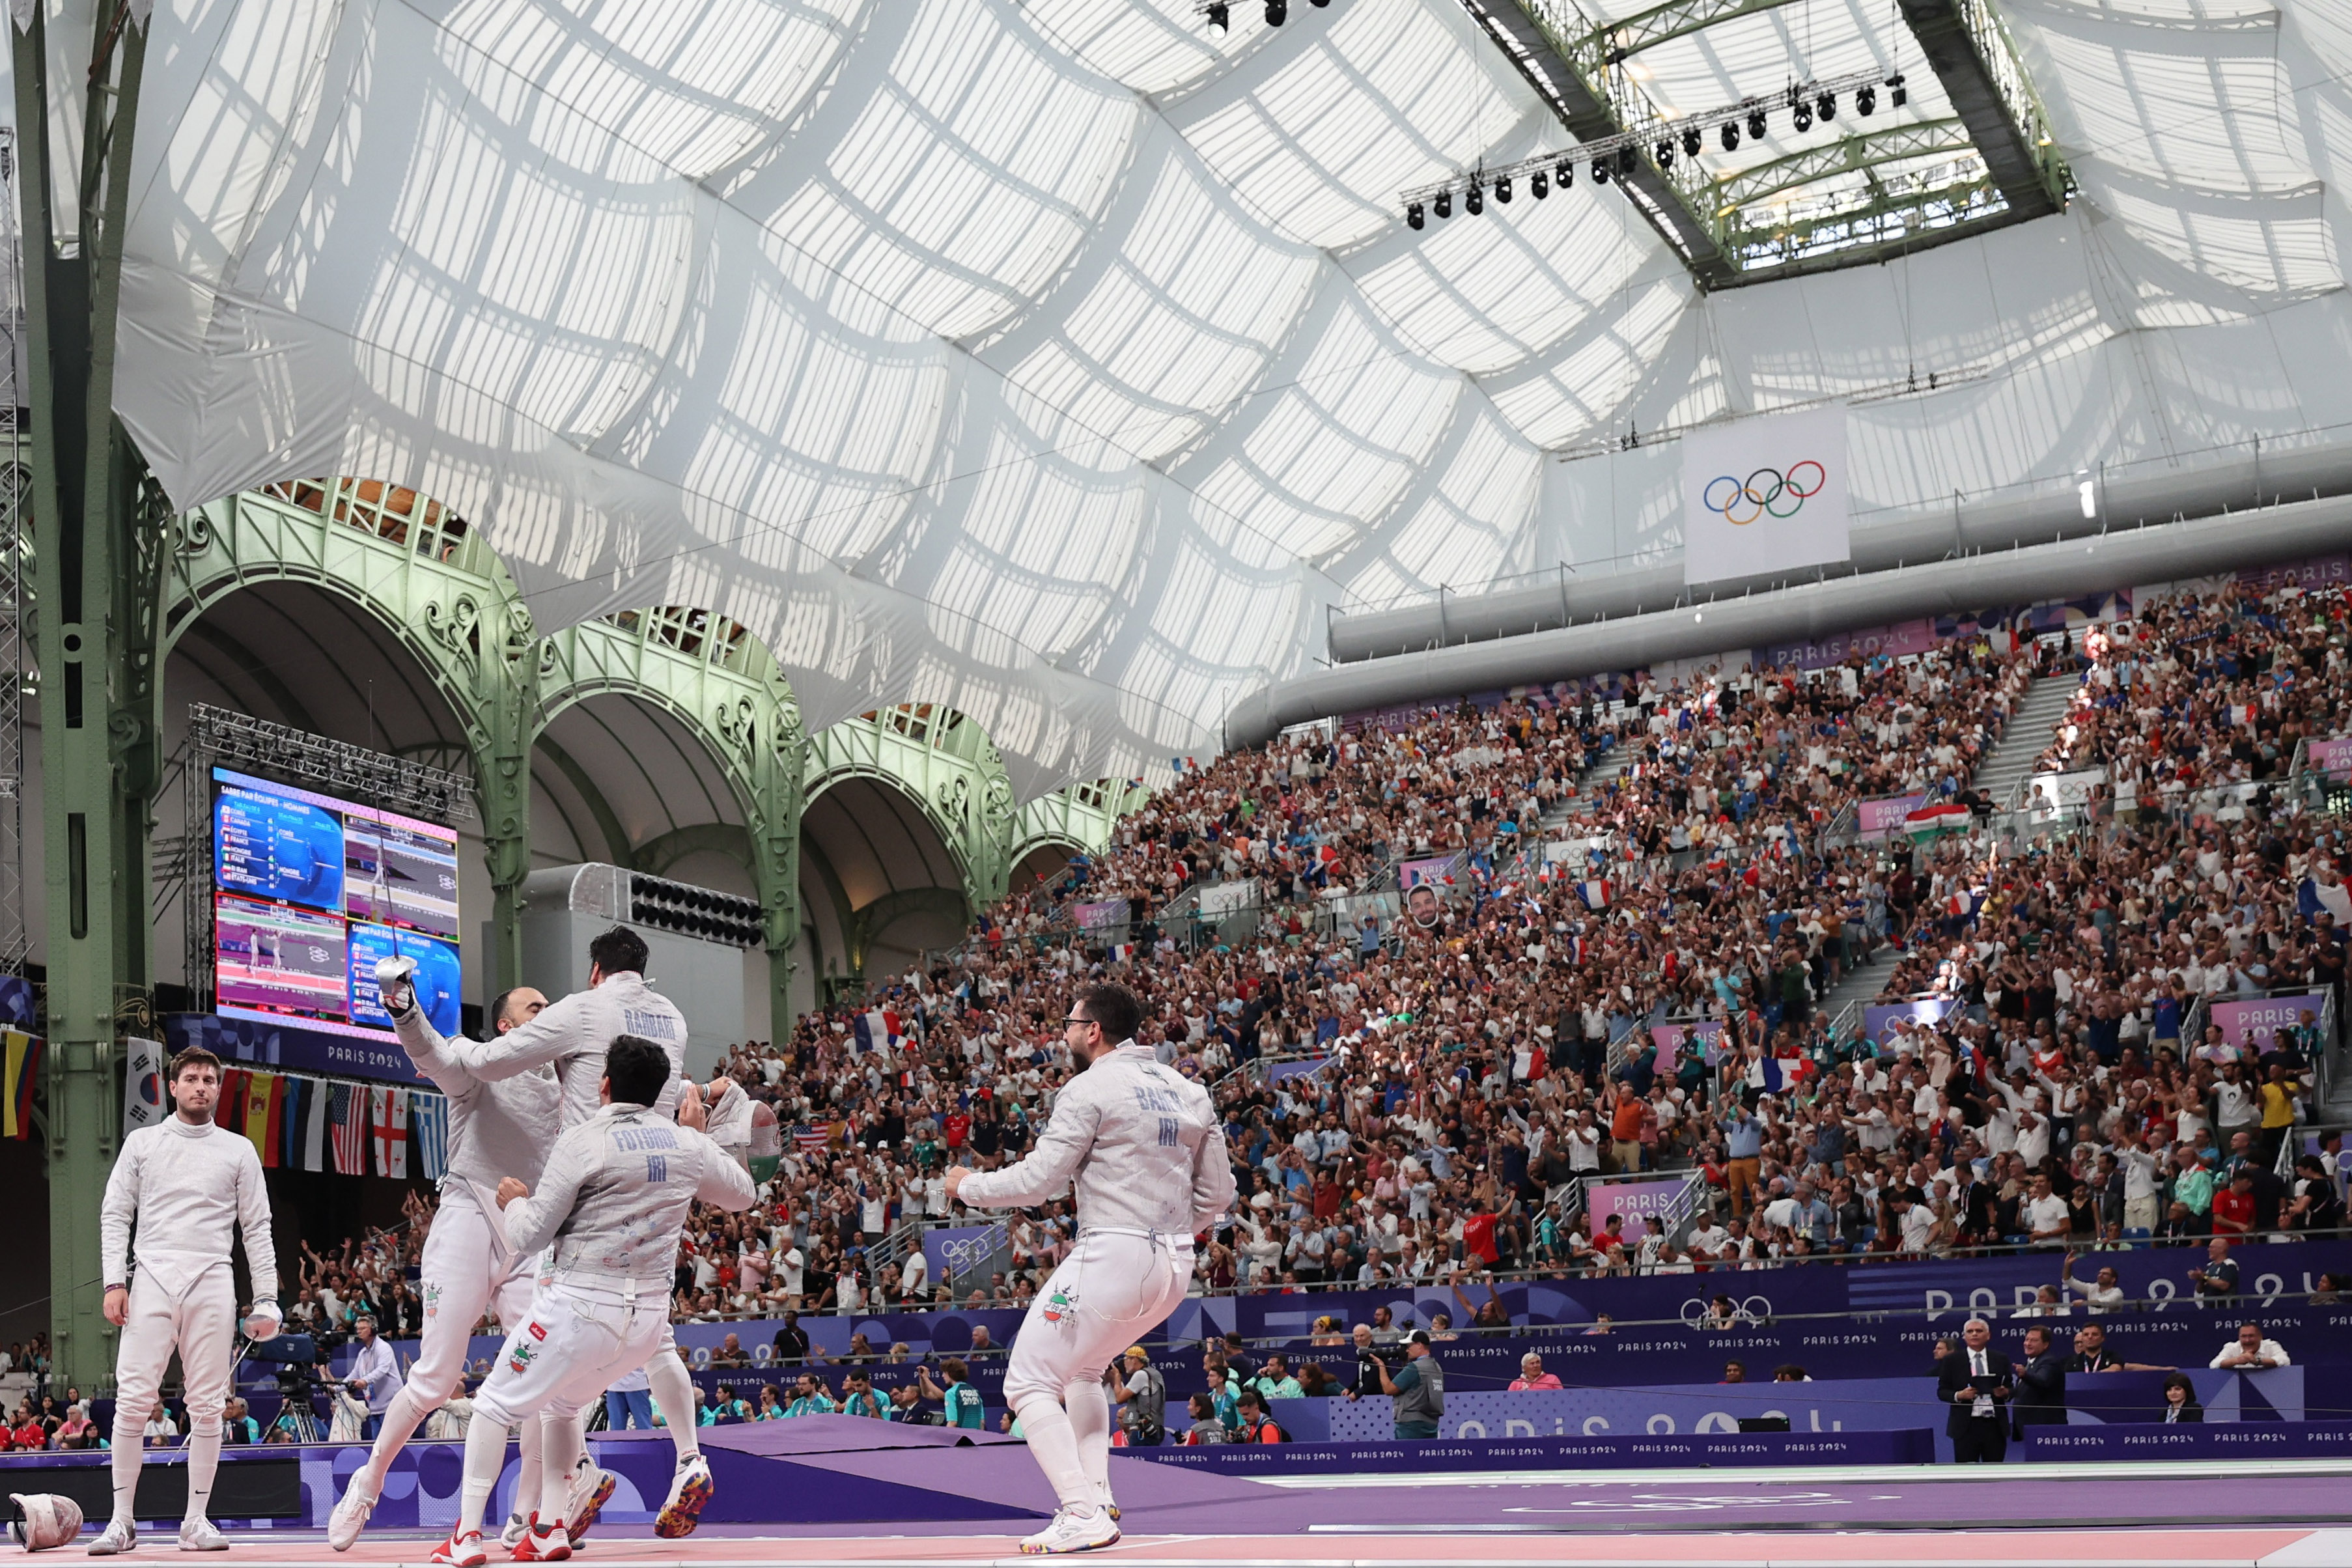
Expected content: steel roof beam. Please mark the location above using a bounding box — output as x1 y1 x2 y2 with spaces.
1896 0 2068 218
1711 118 1972 208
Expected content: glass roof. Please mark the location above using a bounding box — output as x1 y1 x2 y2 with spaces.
46 0 2352 794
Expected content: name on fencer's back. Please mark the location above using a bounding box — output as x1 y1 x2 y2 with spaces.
610 1125 679 1153
623 1008 679 1037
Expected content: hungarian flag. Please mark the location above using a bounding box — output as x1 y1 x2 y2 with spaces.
1906 800 1971 830
371 1087 410 1179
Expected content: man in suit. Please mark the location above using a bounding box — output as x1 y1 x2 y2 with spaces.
1935 1318 2014 1463
2011 1324 2068 1437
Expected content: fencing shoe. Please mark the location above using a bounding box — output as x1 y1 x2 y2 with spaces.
431 1530 488 1568
498 1513 531 1551
1018 1506 1121 1555
327 1479 378 1552
652 1455 712 1540
565 1459 615 1545
509 1518 570 1563
178 1519 230 1552
85 1520 136 1557
1095 1479 1120 1522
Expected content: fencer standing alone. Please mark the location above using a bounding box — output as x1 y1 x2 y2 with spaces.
93 1047 281 1554
944 982 1233 1555
328 982 564 1552
430 1038 753 1568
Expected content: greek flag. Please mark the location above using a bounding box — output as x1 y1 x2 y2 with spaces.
412 1091 449 1181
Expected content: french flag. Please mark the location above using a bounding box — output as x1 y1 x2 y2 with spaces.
853 1010 903 1053
1576 879 1611 909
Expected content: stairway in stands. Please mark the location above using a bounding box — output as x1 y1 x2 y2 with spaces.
1970 672 2083 811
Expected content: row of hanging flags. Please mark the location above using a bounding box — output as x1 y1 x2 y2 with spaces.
119 1037 448 1179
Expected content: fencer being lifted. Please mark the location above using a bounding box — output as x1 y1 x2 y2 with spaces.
353 925 729 1547
92 1046 282 1556
432 1036 753 1568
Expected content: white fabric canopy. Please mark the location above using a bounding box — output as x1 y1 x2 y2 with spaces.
61 0 2352 794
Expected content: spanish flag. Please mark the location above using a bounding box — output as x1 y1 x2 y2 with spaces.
1 1031 40 1140
244 1071 278 1165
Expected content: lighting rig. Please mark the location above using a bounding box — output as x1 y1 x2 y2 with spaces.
1400 70 1906 229
1197 0 1330 27
628 870 765 949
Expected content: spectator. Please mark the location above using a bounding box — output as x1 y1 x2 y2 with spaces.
1771 1365 1810 1382
1232 1390 1284 1443
2064 1323 2171 1375
1936 1319 2013 1464
342 1315 401 1442
2209 1322 2289 1371
604 1366 654 1430
2011 1324 2067 1434
1375 1330 1443 1440
2061 1255 2125 1313
1508 1354 1562 1392
2159 1374 2204 1423
1720 1361 1747 1384
1181 1393 1230 1445
2188 1238 2241 1300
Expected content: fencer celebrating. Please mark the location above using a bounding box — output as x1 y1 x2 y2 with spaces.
328 985 563 1553
944 983 1233 1555
430 1038 753 1568
94 1047 281 1554
427 927 715 1536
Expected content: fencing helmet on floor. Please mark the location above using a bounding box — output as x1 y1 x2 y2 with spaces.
7 1493 85 1551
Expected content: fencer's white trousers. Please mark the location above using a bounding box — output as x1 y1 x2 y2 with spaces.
112 1269 236 1437
1003 1230 1190 1514
457 1281 668 1539
111 1267 236 1520
410 1185 540 1405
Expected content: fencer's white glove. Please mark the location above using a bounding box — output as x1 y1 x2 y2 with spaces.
242 1300 283 1341
374 954 418 1016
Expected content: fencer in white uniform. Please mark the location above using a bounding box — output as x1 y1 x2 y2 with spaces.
328 984 564 1552
432 1038 753 1568
94 1048 281 1555
945 983 1233 1556
433 927 712 1535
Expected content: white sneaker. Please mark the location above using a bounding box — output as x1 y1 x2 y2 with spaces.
565 1460 615 1546
1018 1506 1121 1555
87 1519 136 1556
179 1518 230 1552
498 1514 531 1552
328 1479 379 1552
652 1454 712 1540
1095 1480 1119 1522
431 1530 488 1568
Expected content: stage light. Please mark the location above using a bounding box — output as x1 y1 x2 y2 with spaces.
1434 189 1451 217
1265 0 1285 22
1748 109 1767 139
1817 92 1836 120
1682 128 1702 157
1593 158 1610 186
1407 202 1424 229
1856 84 1877 115
1617 146 1636 176
1466 182 1483 214
1655 140 1673 169
1531 168 1548 198
1496 173 1512 203
1793 101 1813 132
1888 74 1907 107
1721 122 1740 151
1206 3 1227 26
1556 156 1575 188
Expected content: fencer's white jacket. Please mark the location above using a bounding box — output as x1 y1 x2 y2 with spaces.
442 972 685 1128
703 1078 752 1169
100 1115 279 1301
957 1043 1235 1237
391 1008 563 1193
504 1102 756 1300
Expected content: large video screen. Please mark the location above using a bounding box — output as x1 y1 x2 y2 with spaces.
211 766 464 1041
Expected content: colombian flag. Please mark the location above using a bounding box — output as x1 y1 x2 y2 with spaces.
1 1031 40 1140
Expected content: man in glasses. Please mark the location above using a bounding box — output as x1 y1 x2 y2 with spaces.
946 983 1234 1554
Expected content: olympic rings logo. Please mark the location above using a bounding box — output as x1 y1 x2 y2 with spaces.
1703 462 1827 526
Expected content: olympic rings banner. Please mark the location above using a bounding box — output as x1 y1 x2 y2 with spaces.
1681 406 1851 585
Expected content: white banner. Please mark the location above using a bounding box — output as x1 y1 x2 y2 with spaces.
1197 878 1261 918
123 1036 166 1138
2029 768 2106 813
1681 406 1851 585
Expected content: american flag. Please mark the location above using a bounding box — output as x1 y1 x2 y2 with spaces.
792 1122 836 1151
328 1082 367 1175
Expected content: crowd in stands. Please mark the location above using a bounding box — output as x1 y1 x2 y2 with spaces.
236 578 2352 1345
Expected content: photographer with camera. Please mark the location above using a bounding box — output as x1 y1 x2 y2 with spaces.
1373 1331 1444 1440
